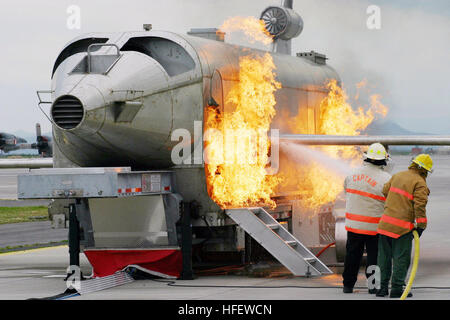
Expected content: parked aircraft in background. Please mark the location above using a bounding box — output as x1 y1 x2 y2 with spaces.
0 123 52 157
0 132 27 153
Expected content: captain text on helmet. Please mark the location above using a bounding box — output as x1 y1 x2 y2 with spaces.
342 143 391 294
376 154 432 298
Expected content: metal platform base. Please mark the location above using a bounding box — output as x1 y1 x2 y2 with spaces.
225 208 332 276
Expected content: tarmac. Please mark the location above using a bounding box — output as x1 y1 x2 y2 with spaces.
0 221 67 249
0 168 63 249
0 168 50 206
0 168 28 201
0 155 450 300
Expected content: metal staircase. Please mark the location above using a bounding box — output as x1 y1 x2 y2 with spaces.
225 207 332 276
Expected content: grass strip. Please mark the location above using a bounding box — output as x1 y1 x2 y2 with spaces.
0 206 48 225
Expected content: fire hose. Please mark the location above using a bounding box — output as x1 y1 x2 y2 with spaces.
400 229 420 300
316 242 336 258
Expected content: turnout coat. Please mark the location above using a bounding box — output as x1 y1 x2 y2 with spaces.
377 167 429 238
344 162 392 235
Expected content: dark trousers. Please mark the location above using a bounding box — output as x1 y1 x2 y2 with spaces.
342 231 379 288
378 232 413 293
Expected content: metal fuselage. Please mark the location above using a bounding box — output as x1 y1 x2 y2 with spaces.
50 30 340 212
51 30 339 166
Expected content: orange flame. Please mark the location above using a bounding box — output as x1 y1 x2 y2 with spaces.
280 79 389 208
206 17 389 211
218 16 274 45
205 53 281 208
318 79 387 160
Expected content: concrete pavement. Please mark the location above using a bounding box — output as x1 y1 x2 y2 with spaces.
0 221 67 249
0 168 50 206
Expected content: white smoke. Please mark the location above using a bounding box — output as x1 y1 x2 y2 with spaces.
280 141 354 177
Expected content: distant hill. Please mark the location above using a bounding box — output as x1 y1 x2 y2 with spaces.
362 120 428 136
362 120 435 153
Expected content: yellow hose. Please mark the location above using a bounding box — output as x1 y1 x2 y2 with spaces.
400 230 420 300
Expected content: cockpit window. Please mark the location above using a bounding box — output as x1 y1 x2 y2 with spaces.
121 37 195 76
52 37 108 77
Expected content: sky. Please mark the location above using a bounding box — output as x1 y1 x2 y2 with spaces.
0 0 449 135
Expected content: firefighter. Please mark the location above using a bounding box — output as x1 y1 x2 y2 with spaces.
376 154 432 298
342 143 392 294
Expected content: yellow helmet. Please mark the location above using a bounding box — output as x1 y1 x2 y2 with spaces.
412 154 433 172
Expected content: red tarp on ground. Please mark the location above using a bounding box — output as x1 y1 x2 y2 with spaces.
84 249 182 278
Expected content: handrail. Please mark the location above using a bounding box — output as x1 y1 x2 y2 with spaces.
86 43 120 73
36 90 56 125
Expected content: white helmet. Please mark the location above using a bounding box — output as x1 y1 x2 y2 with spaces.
365 143 388 160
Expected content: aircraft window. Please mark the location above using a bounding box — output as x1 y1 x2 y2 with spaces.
52 38 108 77
121 37 195 76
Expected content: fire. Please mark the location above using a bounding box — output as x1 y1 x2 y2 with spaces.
204 53 281 208
218 16 273 45
320 80 376 137
284 160 348 208
281 79 388 208
205 16 389 210
318 79 388 160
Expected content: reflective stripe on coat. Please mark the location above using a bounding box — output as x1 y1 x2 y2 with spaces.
377 167 430 238
344 162 392 235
